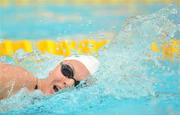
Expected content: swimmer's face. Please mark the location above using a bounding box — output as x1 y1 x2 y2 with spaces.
40 60 90 94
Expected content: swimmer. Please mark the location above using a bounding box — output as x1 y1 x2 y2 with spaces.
0 55 99 100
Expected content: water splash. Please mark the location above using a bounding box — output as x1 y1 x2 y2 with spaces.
0 5 179 114
96 5 179 99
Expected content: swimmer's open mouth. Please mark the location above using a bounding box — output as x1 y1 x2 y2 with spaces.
53 85 60 92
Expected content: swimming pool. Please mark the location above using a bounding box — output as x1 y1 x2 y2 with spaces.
0 4 179 115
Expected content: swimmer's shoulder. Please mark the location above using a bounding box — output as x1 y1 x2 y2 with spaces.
0 62 35 80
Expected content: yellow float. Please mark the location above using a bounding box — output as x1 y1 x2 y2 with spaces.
0 39 110 57
150 39 180 60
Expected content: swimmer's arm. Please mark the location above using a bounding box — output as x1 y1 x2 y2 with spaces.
0 63 37 99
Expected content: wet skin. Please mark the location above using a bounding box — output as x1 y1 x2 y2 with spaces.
0 60 90 99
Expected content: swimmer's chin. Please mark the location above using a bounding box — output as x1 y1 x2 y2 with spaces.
42 88 57 95
43 87 73 95
45 89 54 95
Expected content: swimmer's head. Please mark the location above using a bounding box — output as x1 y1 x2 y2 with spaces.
64 55 100 76
39 55 100 94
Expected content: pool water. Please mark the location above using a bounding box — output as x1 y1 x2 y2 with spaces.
0 4 180 115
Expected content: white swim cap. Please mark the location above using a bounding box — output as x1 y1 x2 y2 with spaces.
64 55 100 75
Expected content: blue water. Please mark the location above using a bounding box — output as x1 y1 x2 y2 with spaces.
0 4 180 115
0 4 168 39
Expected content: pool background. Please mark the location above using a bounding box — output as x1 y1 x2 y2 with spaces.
0 3 174 40
0 1 180 115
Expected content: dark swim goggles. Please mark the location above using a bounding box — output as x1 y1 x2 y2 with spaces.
60 63 80 87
